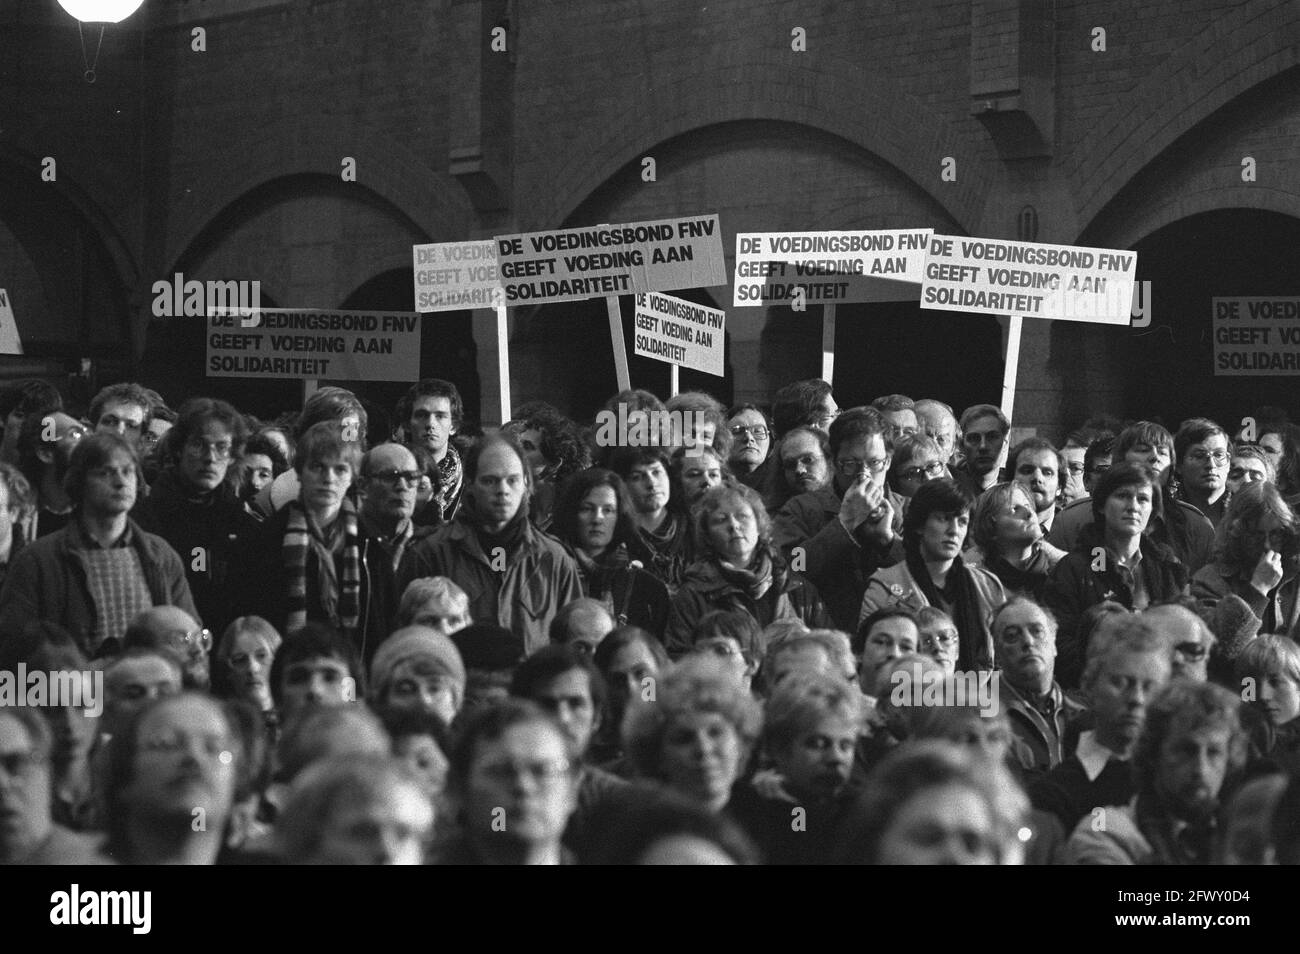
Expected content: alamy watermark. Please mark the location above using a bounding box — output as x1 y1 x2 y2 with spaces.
0 665 103 717
592 403 708 457
152 271 261 320
889 663 1000 718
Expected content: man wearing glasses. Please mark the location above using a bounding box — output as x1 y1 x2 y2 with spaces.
124 605 213 691
1173 418 1232 528
135 397 259 637
0 433 197 659
358 443 431 573
774 408 904 632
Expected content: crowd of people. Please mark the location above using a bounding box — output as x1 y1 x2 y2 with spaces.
0 373 1297 865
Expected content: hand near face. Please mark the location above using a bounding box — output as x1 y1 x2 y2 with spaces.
839 472 883 534
1250 549 1284 596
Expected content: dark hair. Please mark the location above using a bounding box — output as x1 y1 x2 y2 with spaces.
1085 436 1115 477
828 407 890 460
855 606 919 654
607 444 672 481
165 397 249 471
397 379 464 433
1260 422 1300 495
958 403 1009 436
772 379 833 438
693 609 763 664
1114 421 1173 459
89 382 153 429
1090 461 1164 529
0 379 62 421
297 387 367 441
243 432 290 476
63 432 143 509
1212 480 1296 575
269 622 365 707
1132 681 1247 798
581 784 760 864
377 706 452 753
1007 437 1066 483
447 698 578 792
592 625 669 675
509 644 608 717
1174 417 1229 467
502 402 592 481
551 468 637 552
902 478 974 544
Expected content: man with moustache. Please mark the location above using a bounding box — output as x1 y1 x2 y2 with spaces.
1066 680 1249 864
1030 620 1171 832
401 432 582 656
993 598 1084 778
397 379 465 523
134 398 259 637
769 426 831 513
774 409 903 631
0 433 197 657
16 409 85 539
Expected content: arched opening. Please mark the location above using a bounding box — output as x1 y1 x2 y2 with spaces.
1121 208 1300 425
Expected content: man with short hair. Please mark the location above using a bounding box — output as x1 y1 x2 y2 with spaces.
770 426 831 513
1066 680 1248 864
854 607 919 697
1008 437 1065 535
548 597 615 656
914 399 959 467
16 409 85 539
0 433 197 658
953 404 1009 496
1030 620 1171 832
1083 436 1113 495
1173 418 1231 527
401 433 582 656
869 394 918 444
0 379 62 467
396 379 465 523
993 598 1084 777
133 397 258 637
774 409 903 631
100 647 183 738
1060 428 1106 505
123 605 211 691
269 623 364 723
88 382 153 456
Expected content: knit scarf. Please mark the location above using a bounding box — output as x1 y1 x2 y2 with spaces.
472 499 529 556
433 444 464 520
716 548 777 601
573 543 631 596
283 498 361 637
904 539 985 671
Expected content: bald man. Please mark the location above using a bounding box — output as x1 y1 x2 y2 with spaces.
124 605 211 691
548 598 615 656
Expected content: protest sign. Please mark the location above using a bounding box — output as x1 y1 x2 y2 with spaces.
412 241 503 312
0 289 21 355
634 292 725 381
206 308 420 382
1212 297 1300 375
496 214 727 390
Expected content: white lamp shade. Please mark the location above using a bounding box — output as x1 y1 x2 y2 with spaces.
56 0 146 24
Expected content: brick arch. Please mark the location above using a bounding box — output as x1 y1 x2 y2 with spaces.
163 117 473 275
1071 0 1300 236
537 48 988 233
1103 187 1300 252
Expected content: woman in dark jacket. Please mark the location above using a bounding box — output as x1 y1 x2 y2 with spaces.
551 468 671 641
665 483 829 658
1043 462 1188 689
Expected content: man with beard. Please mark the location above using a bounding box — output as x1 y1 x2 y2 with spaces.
396 379 465 524
1030 619 1171 832
0 434 197 657
1009 437 1064 536
1066 680 1248 864
134 398 259 637
952 404 1008 497
401 432 582 655
769 426 831 513
773 409 903 632
16 409 85 539
993 598 1084 778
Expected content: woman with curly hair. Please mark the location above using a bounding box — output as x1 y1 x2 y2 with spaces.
664 483 830 658
622 654 763 813
1191 480 1300 639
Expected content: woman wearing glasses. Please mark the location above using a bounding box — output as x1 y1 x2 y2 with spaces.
886 433 947 500
665 484 830 659
1191 480 1300 640
134 397 261 637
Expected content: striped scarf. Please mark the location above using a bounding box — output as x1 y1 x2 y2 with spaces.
283 498 361 637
